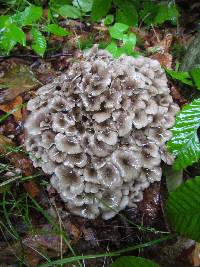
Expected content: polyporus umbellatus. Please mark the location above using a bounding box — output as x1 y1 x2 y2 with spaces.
24 45 179 220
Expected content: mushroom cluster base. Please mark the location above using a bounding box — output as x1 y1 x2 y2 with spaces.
25 45 179 220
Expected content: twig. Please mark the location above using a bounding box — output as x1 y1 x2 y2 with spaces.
0 53 73 61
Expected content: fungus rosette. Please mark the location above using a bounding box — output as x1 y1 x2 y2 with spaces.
25 45 179 220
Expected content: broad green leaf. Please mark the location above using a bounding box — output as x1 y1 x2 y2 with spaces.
167 98 200 170
0 23 25 53
191 68 200 90
0 31 16 54
106 41 118 57
8 24 26 46
12 5 42 26
103 14 114 25
56 5 81 19
154 3 179 25
106 42 126 58
115 0 138 26
166 176 200 241
91 0 112 21
31 28 46 57
109 23 129 40
139 2 158 26
0 15 9 30
165 69 193 86
73 0 93 12
123 32 136 54
112 256 160 267
45 24 69 36
50 0 72 6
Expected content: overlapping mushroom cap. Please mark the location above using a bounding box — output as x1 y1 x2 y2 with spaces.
24 45 179 220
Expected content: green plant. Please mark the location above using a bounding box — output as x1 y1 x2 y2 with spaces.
0 0 180 56
167 98 200 170
112 256 160 267
0 4 69 56
106 22 137 57
166 68 200 89
166 176 200 241
165 69 193 86
91 0 179 27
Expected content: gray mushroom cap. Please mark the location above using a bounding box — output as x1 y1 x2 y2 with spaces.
24 45 179 220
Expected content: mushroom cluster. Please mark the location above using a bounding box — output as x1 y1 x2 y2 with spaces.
25 45 179 220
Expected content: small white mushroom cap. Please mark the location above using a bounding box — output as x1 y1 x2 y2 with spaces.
112 150 141 182
98 163 122 190
55 133 82 154
93 112 111 123
97 130 118 145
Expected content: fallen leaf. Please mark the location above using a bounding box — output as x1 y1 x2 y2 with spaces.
22 226 68 266
23 181 40 198
170 85 188 106
0 134 15 155
9 152 34 176
65 221 82 244
0 96 23 121
157 33 173 53
0 65 41 103
191 243 200 267
151 52 172 69
148 33 173 68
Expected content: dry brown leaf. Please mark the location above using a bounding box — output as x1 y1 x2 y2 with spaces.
23 181 40 198
65 221 82 244
0 96 23 121
190 243 200 266
170 85 188 105
9 152 34 176
157 33 173 52
0 65 41 103
0 134 15 155
148 33 173 69
22 227 69 266
151 52 172 69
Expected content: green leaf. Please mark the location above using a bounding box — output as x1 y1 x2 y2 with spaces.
73 0 93 12
139 2 158 26
45 24 69 36
166 176 200 241
106 41 118 57
0 23 26 54
112 256 160 267
56 5 82 19
106 42 127 58
31 28 46 57
91 0 112 21
8 24 26 46
0 15 9 30
0 31 16 54
154 3 179 25
103 14 114 25
165 69 193 86
115 0 138 26
12 5 42 26
109 23 129 40
167 98 200 170
123 32 136 54
191 68 200 90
